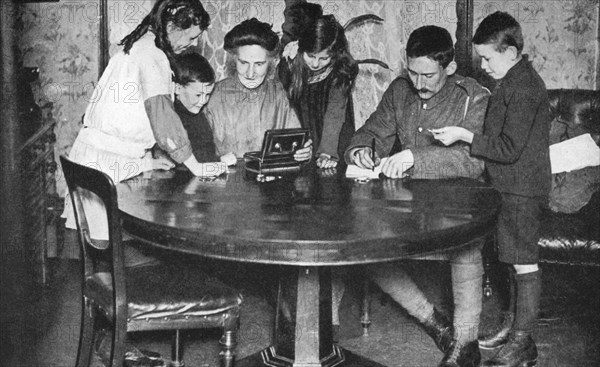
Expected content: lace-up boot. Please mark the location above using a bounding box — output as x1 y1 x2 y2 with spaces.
483 271 541 367
482 331 537 367
422 308 453 354
438 340 481 367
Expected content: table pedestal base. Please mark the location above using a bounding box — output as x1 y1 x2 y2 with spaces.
236 267 386 367
236 345 386 367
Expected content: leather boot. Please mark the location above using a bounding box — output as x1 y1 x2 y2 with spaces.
438 340 481 367
482 331 537 367
479 311 514 349
483 271 541 367
422 308 453 354
480 267 516 349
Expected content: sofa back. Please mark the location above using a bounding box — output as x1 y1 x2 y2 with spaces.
548 89 600 144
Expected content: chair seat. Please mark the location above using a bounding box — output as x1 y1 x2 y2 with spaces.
86 263 243 321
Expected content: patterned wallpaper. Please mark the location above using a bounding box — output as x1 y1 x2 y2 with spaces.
18 1 99 196
17 0 600 195
108 0 457 134
473 0 599 89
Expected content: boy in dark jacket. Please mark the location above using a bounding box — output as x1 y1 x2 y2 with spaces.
432 11 551 367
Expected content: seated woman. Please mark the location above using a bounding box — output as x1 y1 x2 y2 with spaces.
204 18 312 160
279 14 358 168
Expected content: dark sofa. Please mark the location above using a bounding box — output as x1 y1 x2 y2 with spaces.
537 89 600 266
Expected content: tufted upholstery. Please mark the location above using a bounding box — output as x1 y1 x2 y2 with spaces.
539 89 600 266
86 264 242 325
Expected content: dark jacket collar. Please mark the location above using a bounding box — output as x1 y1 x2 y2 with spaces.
498 54 530 88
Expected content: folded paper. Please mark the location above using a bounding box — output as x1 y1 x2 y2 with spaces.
549 133 600 174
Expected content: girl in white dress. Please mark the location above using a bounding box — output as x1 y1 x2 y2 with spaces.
63 0 225 241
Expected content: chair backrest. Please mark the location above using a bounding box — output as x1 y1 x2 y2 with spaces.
60 155 127 307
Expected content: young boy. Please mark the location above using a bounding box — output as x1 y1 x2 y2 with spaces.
431 11 551 367
155 52 236 166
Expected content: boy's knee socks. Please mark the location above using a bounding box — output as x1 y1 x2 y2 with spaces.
514 270 542 334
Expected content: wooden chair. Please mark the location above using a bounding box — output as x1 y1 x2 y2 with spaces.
60 156 242 367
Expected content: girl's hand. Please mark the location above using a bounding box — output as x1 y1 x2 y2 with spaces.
429 126 473 145
294 139 313 162
282 40 299 60
144 150 175 171
220 152 237 166
316 153 338 169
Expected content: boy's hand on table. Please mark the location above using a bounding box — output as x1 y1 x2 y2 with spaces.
194 162 227 177
184 156 227 177
153 156 176 170
220 152 237 166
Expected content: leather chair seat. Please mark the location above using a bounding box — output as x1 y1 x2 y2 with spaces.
86 263 243 321
61 155 240 367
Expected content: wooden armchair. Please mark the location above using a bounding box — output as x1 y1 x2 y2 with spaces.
60 156 243 367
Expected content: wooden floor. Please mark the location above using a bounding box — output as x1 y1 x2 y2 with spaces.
14 250 600 367
11 224 600 366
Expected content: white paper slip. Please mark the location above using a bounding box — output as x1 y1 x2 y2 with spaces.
345 157 389 179
549 133 600 174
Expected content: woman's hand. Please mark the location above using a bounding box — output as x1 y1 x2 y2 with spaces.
282 40 299 60
294 139 313 162
430 126 473 145
316 153 338 169
220 152 237 166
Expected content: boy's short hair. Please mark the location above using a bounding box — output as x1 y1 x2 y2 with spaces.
406 25 454 68
473 11 524 53
173 52 215 85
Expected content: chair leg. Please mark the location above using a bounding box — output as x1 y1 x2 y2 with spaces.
220 315 238 367
171 329 185 367
75 300 96 367
360 279 372 337
110 323 127 367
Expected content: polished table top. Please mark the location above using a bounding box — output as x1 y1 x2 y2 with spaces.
118 162 501 265
117 162 501 367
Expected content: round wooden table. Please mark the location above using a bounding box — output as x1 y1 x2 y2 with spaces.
118 162 501 367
